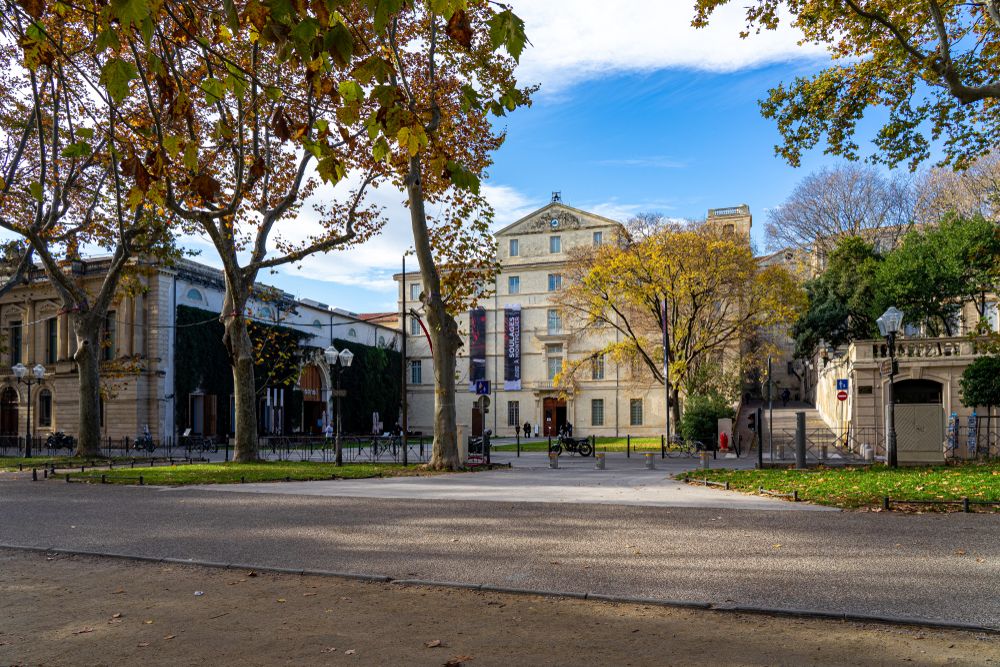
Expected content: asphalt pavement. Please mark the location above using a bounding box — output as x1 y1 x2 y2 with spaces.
1 469 998 628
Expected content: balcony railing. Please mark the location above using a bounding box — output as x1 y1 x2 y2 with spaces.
852 336 987 361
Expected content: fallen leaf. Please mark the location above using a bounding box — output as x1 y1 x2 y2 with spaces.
450 538 459 542
228 582 238 585
977 558 984 562
307 585 320 588
954 552 965 555
0 642 10 646
321 647 337 653
582 565 589 569
113 613 122 619
137 643 150 647
340 597 351 601
107 619 123 624
163 634 177 640
247 571 258 577
277 599 286 603
549 562 558 565
303 592 317 596
773 545 782 548
143 621 153 624
113 590 124 594
71 627 93 634
425 639 441 647
345 649 355 654
179 500 184 503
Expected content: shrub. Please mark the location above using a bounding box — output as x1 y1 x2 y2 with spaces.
679 392 736 445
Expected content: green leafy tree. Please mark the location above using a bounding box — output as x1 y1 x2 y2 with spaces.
678 392 735 444
792 237 882 358
959 355 1000 409
692 0 1000 170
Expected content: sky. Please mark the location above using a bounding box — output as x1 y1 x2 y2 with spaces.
185 0 867 315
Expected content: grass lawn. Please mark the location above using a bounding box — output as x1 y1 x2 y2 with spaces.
57 460 438 486
493 436 668 452
679 462 1000 510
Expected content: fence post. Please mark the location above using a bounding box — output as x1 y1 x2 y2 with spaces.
32 468 37 482
101 474 106 484
661 434 665 459
963 497 970 513
883 496 890 511
516 429 520 457
627 434 630 458
548 436 551 453
139 475 143 485
795 411 807 469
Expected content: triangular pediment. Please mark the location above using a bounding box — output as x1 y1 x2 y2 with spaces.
494 203 623 238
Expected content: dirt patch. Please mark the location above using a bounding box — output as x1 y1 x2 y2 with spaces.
0 549 992 666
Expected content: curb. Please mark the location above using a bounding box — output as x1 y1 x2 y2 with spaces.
2 543 996 635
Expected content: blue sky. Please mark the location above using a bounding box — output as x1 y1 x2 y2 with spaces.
189 1 883 314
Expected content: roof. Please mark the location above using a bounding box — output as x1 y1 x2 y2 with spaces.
493 202 624 237
358 312 397 322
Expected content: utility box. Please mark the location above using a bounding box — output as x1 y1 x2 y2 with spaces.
887 404 945 465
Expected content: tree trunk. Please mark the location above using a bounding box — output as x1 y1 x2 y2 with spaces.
223 311 258 462
73 318 102 457
404 156 463 470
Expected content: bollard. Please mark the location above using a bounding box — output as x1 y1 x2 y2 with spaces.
819 445 828 461
627 435 630 458
795 411 807 469
139 475 143 485
883 496 890 511
43 468 47 479
645 452 655 470
286 476 291 482
595 452 606 469
19 463 22 471
549 453 559 469
699 452 710 470
32 468 37 481
963 497 970 513
516 430 520 457
661 434 665 459
101 474 106 484
241 475 245 484
65 473 69 482
776 445 784 460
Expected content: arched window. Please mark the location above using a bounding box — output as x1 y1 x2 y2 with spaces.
186 288 202 301
378 335 386 346
312 320 322 330
348 328 357 338
260 307 273 318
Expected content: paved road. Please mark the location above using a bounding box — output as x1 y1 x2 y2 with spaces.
1 473 998 627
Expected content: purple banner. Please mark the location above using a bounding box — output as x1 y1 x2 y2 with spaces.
504 305 521 391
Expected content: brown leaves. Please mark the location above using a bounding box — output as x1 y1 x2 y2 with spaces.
16 0 45 19
137 642 150 647
163 634 177 640
272 106 292 143
248 156 268 179
71 627 94 634
425 639 441 647
303 593 316 597
444 656 475 667
321 647 337 653
445 10 473 49
245 0 269 31
190 172 223 203
121 153 152 192
167 93 192 124
155 73 175 108
247 571 258 577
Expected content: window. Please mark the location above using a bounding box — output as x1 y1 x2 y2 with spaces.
547 344 563 381
46 318 57 364
547 310 562 333
507 400 519 427
410 284 420 301
591 399 604 426
102 312 116 361
592 354 605 380
630 399 643 426
547 274 561 292
508 276 520 294
411 359 422 384
312 320 322 330
38 389 52 427
593 231 603 246
10 322 21 365
260 306 273 319
348 328 357 338
509 239 519 257
186 288 202 300
409 317 420 335
549 236 561 254
378 335 385 346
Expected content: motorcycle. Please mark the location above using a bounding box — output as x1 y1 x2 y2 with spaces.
131 424 156 453
46 431 75 453
467 429 492 467
549 433 594 457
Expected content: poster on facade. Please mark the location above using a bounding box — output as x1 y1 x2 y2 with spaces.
504 305 521 390
469 307 487 391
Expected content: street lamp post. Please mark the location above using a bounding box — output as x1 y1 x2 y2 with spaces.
13 363 46 458
877 307 904 468
325 345 354 466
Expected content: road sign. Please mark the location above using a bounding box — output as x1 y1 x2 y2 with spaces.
836 379 848 391
475 380 491 395
476 395 491 409
762 381 779 401
879 359 893 377
329 389 347 398
837 390 848 401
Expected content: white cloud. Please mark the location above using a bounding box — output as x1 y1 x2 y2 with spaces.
513 0 828 93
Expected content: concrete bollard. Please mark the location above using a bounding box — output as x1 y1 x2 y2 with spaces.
699 452 710 470
549 453 559 469
645 452 655 470
819 445 828 461
776 445 784 460
795 411 807 469
863 444 874 461
595 452 606 470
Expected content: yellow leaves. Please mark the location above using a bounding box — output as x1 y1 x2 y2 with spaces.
397 125 428 156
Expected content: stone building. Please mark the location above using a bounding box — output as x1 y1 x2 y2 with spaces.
396 201 754 439
0 258 399 443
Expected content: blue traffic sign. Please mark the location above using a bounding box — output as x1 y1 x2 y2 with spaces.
475 380 491 395
836 379 848 391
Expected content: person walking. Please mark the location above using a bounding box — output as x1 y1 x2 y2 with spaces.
523 422 531 439
781 388 790 407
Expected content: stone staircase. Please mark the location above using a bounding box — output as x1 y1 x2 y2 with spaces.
737 400 852 460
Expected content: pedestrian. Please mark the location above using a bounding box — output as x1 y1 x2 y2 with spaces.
523 422 531 439
565 421 573 437
324 422 334 445
781 388 790 407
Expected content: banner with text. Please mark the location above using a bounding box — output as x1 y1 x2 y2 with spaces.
469 306 487 391
504 305 521 391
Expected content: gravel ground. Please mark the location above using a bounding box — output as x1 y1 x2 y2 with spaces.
1 474 998 628
0 549 994 667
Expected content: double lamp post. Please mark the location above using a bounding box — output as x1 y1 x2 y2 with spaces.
324 345 354 466
12 363 46 458
876 306 904 469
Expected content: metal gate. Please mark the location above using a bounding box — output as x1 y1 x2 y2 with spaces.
888 403 945 465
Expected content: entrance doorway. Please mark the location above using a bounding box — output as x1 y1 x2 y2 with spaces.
1 387 18 436
542 397 566 436
472 407 483 437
